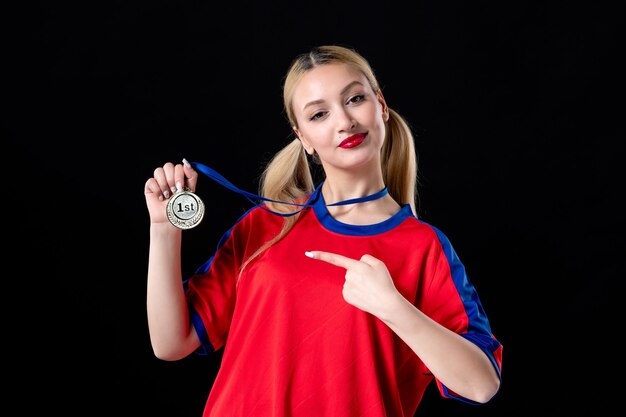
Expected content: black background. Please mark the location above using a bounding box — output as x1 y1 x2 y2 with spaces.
5 1 624 416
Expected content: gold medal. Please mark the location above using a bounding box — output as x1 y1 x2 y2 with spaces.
166 187 205 230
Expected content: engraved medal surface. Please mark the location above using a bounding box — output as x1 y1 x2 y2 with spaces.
166 188 205 229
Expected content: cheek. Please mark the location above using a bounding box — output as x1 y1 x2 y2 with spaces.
301 125 333 148
364 107 387 142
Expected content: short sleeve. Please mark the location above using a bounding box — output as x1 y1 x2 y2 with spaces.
419 225 503 404
183 210 252 355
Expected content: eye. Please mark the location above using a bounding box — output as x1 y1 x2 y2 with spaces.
347 94 365 104
309 111 325 121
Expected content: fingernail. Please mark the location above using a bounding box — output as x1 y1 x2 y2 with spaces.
182 158 191 168
305 251 314 258
170 186 176 193
176 181 182 192
163 190 170 198
158 195 164 201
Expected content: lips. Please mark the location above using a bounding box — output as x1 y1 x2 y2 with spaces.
338 133 366 149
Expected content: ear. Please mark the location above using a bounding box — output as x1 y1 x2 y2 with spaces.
293 126 315 155
377 90 390 122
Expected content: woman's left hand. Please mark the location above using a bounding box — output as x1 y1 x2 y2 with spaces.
305 251 401 318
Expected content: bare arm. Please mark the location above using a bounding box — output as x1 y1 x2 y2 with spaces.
305 251 501 404
145 160 201 360
378 293 500 403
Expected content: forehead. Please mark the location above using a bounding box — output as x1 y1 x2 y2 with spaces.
292 63 368 107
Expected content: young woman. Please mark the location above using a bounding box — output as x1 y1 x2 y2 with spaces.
144 45 502 416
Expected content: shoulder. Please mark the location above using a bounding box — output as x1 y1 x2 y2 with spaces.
418 220 450 243
233 204 283 229
400 216 458 252
402 215 444 239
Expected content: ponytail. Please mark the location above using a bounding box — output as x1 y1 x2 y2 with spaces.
238 139 313 280
381 108 419 216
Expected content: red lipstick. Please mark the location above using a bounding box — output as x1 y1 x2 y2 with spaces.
338 133 366 149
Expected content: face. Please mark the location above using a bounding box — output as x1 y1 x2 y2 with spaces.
291 63 389 172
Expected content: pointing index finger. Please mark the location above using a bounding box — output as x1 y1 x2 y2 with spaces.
305 251 360 270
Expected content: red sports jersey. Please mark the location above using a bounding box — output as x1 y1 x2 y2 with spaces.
184 184 503 417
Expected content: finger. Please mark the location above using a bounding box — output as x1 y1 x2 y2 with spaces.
359 254 383 267
153 167 171 199
174 163 185 192
144 178 165 201
305 251 361 270
162 162 176 195
182 158 198 191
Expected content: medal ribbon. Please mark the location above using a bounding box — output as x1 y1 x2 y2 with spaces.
189 161 389 217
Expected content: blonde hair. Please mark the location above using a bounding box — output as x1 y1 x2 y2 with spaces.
239 45 419 277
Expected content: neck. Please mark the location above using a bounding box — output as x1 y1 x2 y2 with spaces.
320 163 386 203
319 175 401 225
321 178 387 205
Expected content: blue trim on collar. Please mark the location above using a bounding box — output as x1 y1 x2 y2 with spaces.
310 182 413 236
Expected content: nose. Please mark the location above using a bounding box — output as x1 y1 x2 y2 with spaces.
336 108 357 131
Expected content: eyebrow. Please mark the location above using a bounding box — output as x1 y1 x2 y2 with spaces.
302 80 365 111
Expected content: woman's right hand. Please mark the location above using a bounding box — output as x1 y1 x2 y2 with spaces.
144 159 199 225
